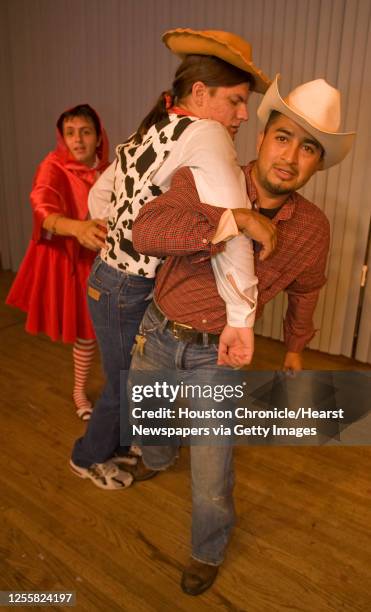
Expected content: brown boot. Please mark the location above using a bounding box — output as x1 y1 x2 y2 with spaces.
181 558 219 596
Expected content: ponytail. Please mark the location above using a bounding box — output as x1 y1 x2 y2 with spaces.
134 91 174 144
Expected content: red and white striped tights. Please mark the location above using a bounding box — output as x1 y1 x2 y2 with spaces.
72 338 96 420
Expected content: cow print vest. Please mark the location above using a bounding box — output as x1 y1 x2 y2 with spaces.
102 113 199 276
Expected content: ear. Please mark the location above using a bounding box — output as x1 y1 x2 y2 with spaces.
191 81 208 107
96 135 102 148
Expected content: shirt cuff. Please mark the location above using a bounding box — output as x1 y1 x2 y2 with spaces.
212 209 239 244
226 303 256 328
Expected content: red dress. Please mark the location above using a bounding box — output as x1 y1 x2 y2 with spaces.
6 109 110 343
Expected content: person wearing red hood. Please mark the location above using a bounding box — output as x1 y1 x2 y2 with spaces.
6 104 110 420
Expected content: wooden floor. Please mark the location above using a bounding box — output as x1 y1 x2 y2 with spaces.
1 269 370 612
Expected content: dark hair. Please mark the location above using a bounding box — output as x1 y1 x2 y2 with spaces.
57 104 101 138
264 110 282 133
264 110 325 159
134 54 255 143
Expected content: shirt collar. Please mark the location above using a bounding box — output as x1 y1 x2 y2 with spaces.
245 161 297 222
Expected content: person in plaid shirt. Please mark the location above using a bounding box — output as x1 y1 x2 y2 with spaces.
70 29 274 491
130 75 355 595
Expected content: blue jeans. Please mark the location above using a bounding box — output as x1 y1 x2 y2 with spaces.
129 302 235 566
72 257 154 468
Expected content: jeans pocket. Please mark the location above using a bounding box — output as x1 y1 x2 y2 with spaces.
139 303 163 335
87 270 110 329
119 277 155 317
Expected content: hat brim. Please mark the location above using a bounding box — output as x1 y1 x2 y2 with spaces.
257 75 355 169
163 28 271 94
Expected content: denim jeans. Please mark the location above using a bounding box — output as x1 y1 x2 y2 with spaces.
129 302 235 566
71 257 154 468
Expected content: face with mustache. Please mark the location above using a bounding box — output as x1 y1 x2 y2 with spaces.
254 114 324 196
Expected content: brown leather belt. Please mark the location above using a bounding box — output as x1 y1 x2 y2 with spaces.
151 302 220 346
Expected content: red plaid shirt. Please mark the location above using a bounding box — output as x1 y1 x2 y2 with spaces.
132 163 330 352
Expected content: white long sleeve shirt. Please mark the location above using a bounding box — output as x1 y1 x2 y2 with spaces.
89 116 257 327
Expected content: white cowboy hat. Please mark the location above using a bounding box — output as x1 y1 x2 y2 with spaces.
162 28 271 94
257 75 355 169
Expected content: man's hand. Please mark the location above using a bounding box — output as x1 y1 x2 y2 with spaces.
283 351 303 375
218 325 254 367
74 218 108 251
232 209 277 260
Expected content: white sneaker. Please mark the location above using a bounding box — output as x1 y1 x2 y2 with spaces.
111 445 142 466
112 454 137 467
111 444 142 466
69 459 133 490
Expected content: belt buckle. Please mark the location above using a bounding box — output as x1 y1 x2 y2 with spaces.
172 321 193 341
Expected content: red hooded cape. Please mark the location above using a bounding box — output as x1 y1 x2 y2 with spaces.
6 105 110 343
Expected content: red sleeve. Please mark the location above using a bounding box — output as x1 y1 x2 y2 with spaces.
284 219 330 352
30 158 68 240
132 167 227 258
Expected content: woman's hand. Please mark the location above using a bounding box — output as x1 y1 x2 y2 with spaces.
42 214 107 251
73 218 108 251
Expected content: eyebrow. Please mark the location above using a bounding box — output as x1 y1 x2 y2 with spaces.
64 125 93 130
275 127 322 150
230 94 248 103
303 137 322 150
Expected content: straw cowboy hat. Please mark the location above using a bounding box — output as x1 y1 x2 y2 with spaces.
162 28 271 94
257 75 355 169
